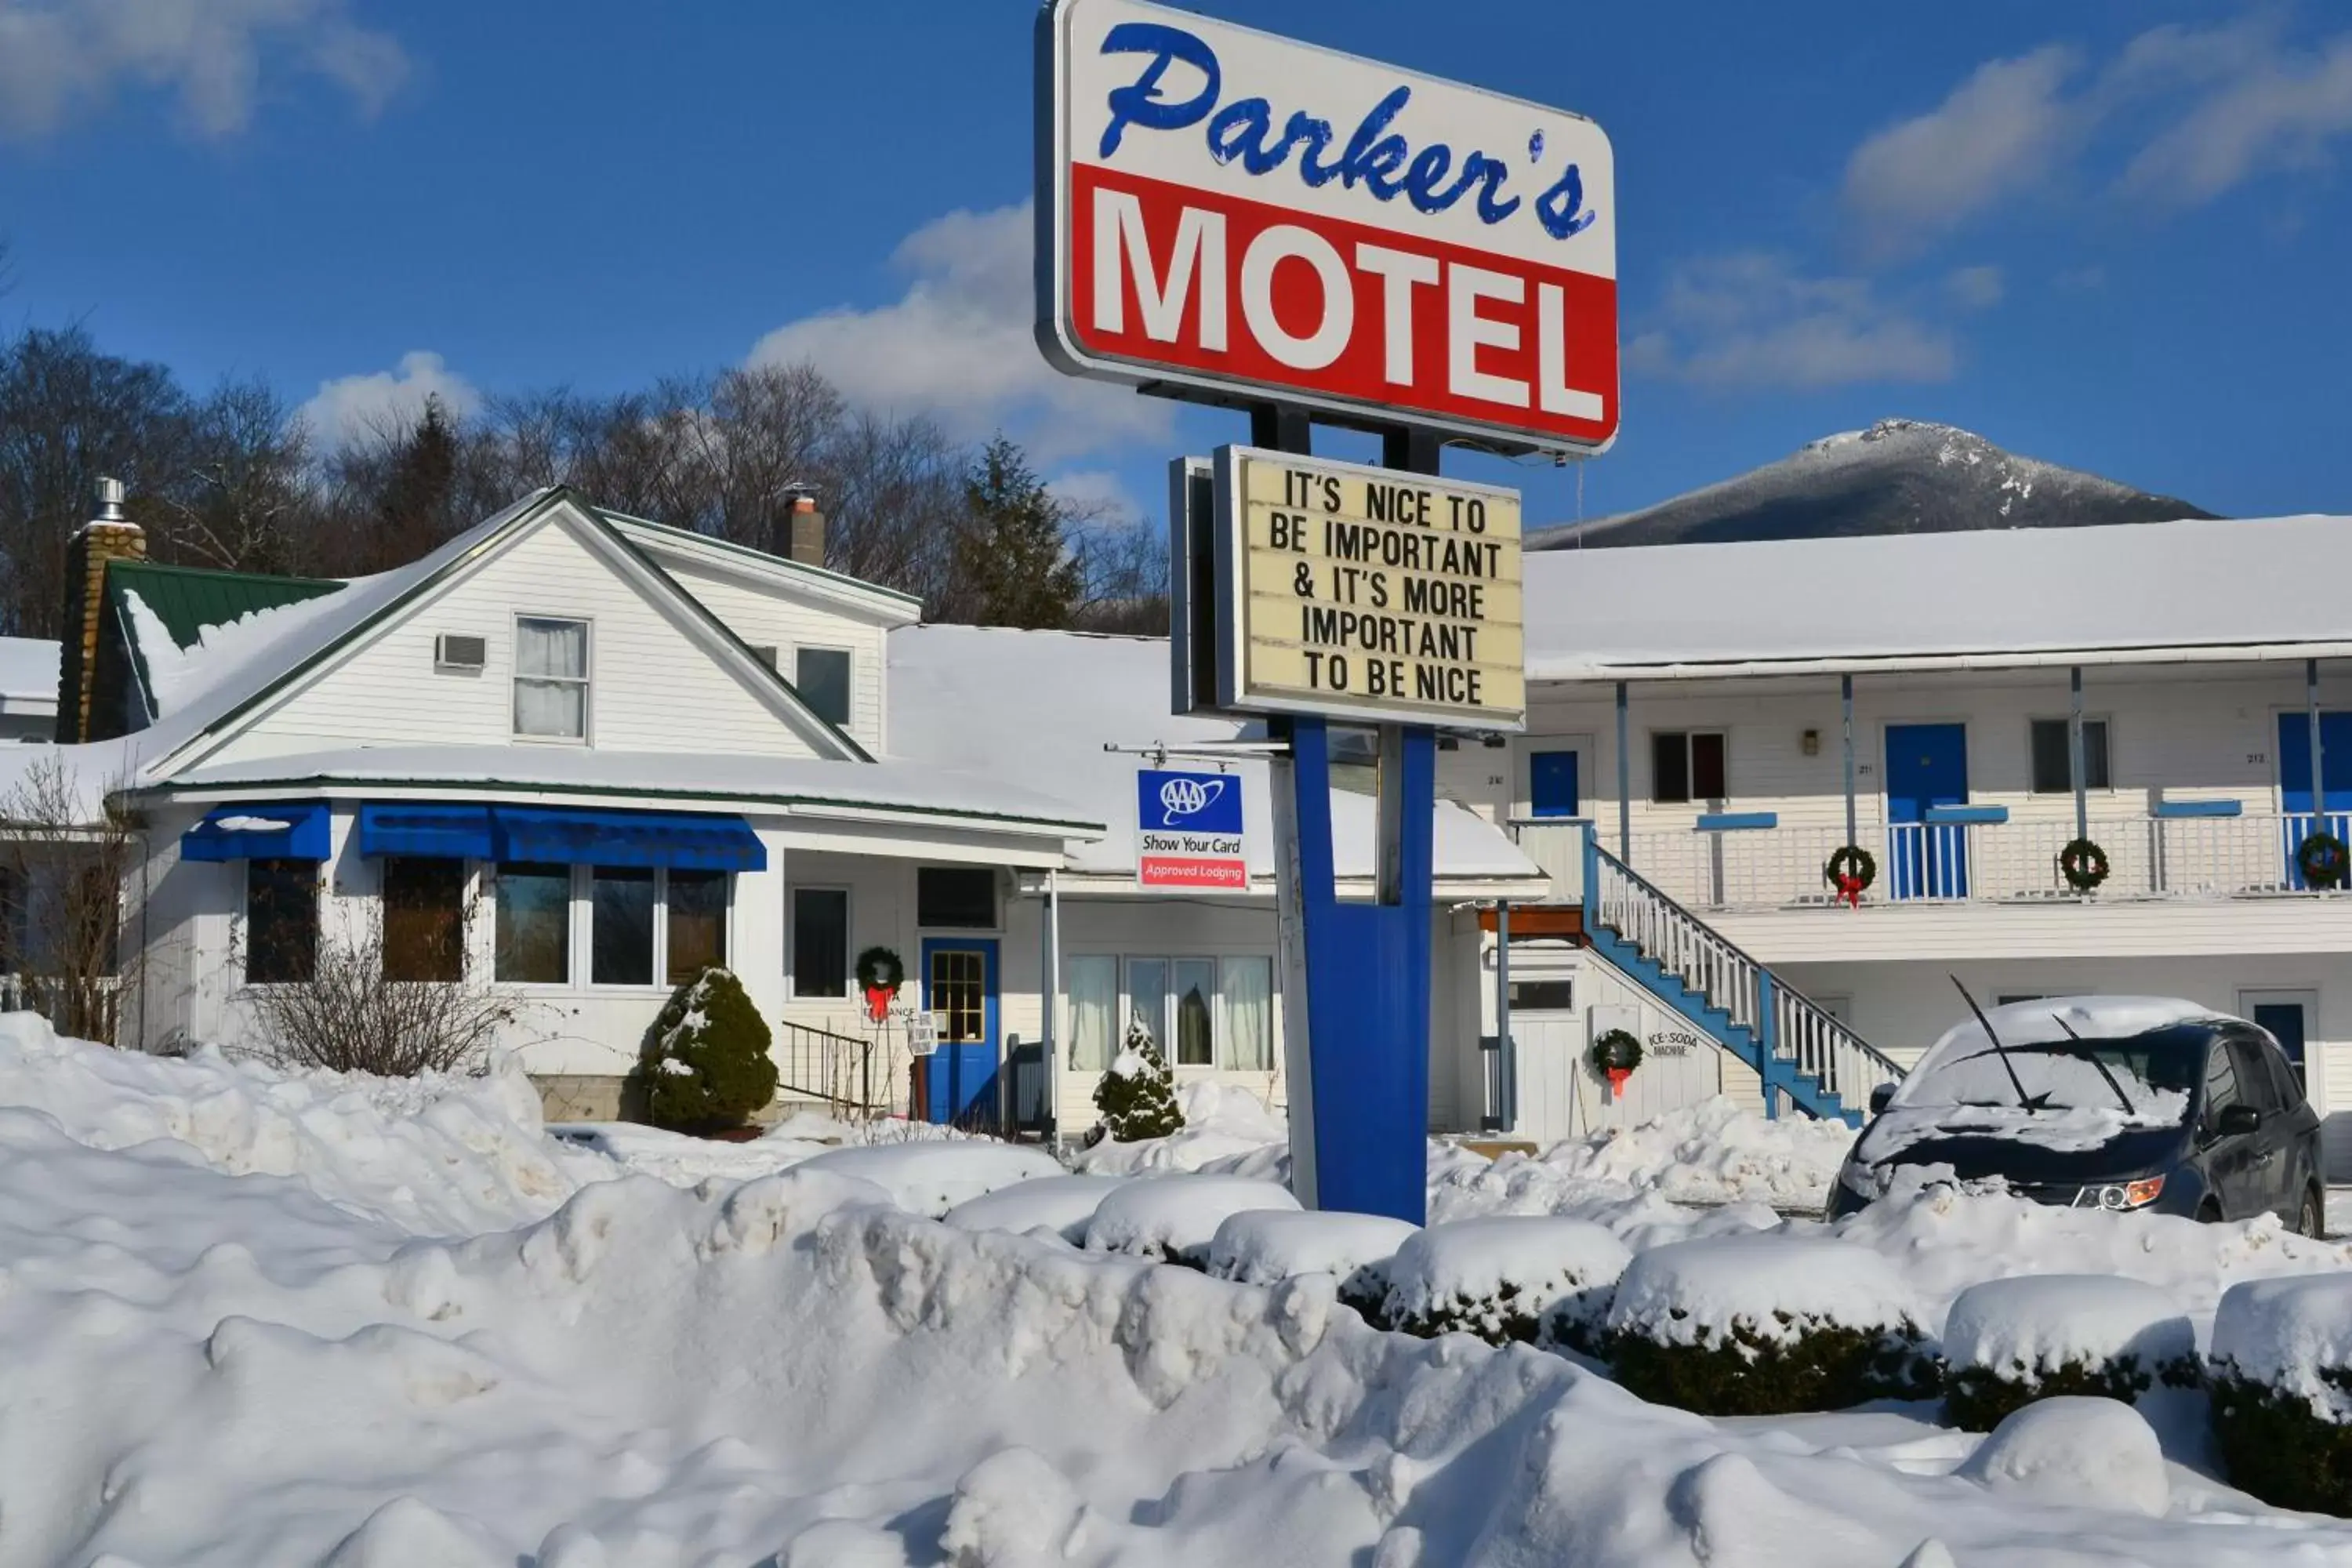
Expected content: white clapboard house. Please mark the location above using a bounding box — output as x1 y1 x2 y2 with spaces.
4 483 1546 1136
1437 511 2352 1178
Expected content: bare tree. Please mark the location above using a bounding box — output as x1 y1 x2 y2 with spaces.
0 756 136 1044
237 899 526 1076
151 378 311 574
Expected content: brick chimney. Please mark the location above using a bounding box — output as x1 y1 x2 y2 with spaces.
788 494 826 570
55 477 145 742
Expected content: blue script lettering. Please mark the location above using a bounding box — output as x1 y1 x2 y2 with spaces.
1096 24 1596 239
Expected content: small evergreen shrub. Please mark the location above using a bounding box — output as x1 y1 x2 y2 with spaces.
1091 1015 1184 1142
1940 1274 2200 1432
633 967 777 1132
1607 1317 1940 1417
2209 1276 2352 1515
1381 1216 1632 1351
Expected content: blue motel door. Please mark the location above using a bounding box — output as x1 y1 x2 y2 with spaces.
2278 712 2352 888
920 938 999 1126
1885 724 1970 898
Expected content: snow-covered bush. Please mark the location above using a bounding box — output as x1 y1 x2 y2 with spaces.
1942 1275 2198 1431
1083 1174 1298 1267
943 1174 1129 1241
2209 1274 2352 1515
1206 1209 1418 1318
633 967 776 1132
1091 1015 1184 1142
1956 1396 2171 1518
1606 1233 1938 1415
794 1141 1064 1218
1380 1215 1632 1349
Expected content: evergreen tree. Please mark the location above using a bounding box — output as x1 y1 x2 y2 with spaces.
1092 1012 1185 1142
633 967 778 1131
951 436 1083 628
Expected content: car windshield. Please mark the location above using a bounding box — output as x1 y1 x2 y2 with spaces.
1894 1033 2199 1125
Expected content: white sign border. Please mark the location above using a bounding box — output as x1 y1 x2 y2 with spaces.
1032 0 1617 460
1212 443 1527 734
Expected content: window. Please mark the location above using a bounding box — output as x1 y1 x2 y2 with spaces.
1126 957 1170 1054
1068 953 1118 1070
917 866 996 929
797 647 853 728
1508 979 1576 1011
0 865 24 972
245 858 318 984
1221 956 1273 1071
790 887 849 998
666 869 728 982
514 617 589 739
495 862 570 983
2228 1040 2281 1114
383 857 465 982
1651 731 1727 804
2201 1043 2245 1138
591 866 655 985
2029 719 2110 793
1174 957 1216 1066
929 947 985 1043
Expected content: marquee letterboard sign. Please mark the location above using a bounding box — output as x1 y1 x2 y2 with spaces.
1035 0 1618 456
1214 445 1523 731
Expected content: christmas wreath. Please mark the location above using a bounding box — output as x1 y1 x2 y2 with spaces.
2298 831 2350 890
856 946 905 1022
2057 837 2111 894
1588 1028 1644 1099
1824 844 1877 907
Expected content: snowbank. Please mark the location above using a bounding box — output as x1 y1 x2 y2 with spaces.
0 1011 589 1235
1074 1080 1291 1178
1956 1397 2172 1517
790 1140 1063 1218
1084 1174 1301 1264
944 1174 1129 1243
552 1121 836 1187
1529 1095 1857 1207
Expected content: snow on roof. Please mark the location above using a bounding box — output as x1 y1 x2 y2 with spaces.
1526 512 2352 678
157 745 1104 834
0 637 58 708
885 624 1545 888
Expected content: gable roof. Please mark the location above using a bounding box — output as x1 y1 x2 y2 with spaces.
601 510 924 622
122 488 873 780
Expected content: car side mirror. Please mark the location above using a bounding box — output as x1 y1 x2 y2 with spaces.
2216 1103 2262 1138
1868 1083 1896 1116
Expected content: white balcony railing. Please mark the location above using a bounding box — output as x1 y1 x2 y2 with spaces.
1517 811 2352 913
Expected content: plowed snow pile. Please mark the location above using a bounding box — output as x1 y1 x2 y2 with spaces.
7 1016 2352 1564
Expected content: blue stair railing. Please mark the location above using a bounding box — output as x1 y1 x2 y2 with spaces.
1581 828 1904 1124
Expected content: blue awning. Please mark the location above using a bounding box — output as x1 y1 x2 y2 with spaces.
350 802 764 870
493 807 766 871
181 802 332 862
357 803 495 860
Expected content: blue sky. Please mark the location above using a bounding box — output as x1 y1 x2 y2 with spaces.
2 1 2348 531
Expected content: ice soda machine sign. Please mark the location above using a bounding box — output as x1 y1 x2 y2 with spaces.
1036 0 1617 455
1136 768 1247 890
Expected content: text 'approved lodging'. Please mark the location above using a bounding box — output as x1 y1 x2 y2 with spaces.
1217 445 1523 731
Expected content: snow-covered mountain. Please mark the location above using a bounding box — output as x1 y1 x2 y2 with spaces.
1530 419 2219 550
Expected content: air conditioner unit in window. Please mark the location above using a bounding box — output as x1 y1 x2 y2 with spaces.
434 633 488 672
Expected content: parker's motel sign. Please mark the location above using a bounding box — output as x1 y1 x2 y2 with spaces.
1035 0 1617 455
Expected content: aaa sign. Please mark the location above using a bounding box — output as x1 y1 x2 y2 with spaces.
1217 446 1523 731
1035 0 1617 456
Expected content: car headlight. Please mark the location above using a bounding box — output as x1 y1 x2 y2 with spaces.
2091 1175 2165 1210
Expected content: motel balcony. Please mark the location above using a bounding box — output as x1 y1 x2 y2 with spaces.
1508 805 2352 964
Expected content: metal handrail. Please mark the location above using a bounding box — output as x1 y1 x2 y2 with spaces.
775 1018 891 1115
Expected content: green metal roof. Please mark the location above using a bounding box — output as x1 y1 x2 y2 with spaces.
106 561 345 649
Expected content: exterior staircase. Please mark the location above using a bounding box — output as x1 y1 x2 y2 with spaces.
1578 829 1904 1125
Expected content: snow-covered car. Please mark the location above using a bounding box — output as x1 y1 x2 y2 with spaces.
1828 996 2324 1232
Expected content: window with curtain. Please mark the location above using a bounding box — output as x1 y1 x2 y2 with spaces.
495 862 570 983
1125 957 1170 1054
591 866 655 985
666 869 728 982
1221 956 1272 1071
382 857 465 982
1174 957 1216 1066
514 617 590 739
796 647 853 728
245 858 318 984
1067 953 1117 1069
2029 718 2111 793
790 887 848 997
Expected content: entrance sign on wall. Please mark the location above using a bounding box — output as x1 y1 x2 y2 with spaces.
1135 768 1248 890
1035 0 1618 455
1215 445 1525 731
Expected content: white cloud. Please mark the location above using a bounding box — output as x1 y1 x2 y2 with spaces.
2116 29 2352 208
299 350 480 452
1944 264 2005 310
0 0 408 141
1044 468 1144 523
1633 253 1955 390
1841 47 2082 255
746 201 1172 466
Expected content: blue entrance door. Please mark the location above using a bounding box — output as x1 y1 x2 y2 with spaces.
2276 712 2352 887
1530 750 1580 818
1886 724 1970 898
921 938 999 1126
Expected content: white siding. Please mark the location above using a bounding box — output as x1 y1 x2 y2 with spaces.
217 514 827 764
655 558 893 755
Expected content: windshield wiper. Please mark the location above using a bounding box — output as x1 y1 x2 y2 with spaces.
1950 974 2040 1111
2050 1014 2137 1114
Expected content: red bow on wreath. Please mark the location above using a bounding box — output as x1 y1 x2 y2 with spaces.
1834 873 1865 909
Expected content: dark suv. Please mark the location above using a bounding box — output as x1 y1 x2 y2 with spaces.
1828 998 2325 1232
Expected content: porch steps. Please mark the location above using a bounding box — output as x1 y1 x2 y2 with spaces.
1579 831 1904 1126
